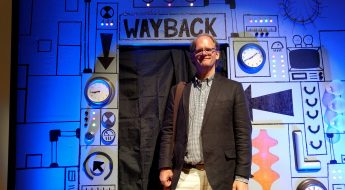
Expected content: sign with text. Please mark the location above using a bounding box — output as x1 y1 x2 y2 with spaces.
119 13 227 42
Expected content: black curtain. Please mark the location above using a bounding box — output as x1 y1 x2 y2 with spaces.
118 45 227 190
119 46 195 190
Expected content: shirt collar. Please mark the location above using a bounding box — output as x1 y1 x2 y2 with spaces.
192 74 214 88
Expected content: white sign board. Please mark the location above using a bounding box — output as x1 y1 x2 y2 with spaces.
119 13 227 44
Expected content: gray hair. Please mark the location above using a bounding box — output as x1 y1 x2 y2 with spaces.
190 33 220 53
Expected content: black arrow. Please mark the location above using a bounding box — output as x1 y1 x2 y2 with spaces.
245 85 294 121
93 161 104 173
97 33 114 70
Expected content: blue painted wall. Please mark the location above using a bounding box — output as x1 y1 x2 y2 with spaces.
14 0 345 189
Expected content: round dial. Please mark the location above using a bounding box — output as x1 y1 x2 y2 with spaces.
102 129 116 145
281 0 321 25
237 43 266 74
85 77 114 107
296 179 327 190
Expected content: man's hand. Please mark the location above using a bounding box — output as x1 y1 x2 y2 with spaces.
160 169 173 189
232 180 248 190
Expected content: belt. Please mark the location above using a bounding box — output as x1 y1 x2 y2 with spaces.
183 163 205 170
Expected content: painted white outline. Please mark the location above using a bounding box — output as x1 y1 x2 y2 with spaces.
292 130 321 171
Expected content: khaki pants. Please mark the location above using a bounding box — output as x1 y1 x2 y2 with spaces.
176 168 213 190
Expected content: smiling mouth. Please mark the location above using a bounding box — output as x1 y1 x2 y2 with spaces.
200 57 211 61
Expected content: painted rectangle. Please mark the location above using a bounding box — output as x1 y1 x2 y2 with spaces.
66 167 79 190
242 82 303 124
38 39 52 52
246 26 277 32
65 0 78 12
301 82 326 155
94 31 118 73
17 65 27 89
26 76 81 122
82 185 116 190
96 3 118 30
19 0 33 35
328 164 345 187
333 184 345 190
17 90 26 123
119 13 227 41
79 147 118 186
243 15 279 37
101 109 118 146
58 22 82 45
57 46 81 75
80 109 101 146
229 37 289 82
291 72 307 80
26 154 42 168
16 122 80 168
320 30 345 81
16 168 65 190
289 49 321 69
133 0 204 7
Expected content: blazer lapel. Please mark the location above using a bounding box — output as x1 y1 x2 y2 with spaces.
182 82 191 127
202 74 222 126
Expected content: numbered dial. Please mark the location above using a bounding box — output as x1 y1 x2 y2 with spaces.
237 43 266 74
85 77 114 107
296 179 327 190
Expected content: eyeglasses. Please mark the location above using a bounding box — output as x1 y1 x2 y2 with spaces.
193 48 217 56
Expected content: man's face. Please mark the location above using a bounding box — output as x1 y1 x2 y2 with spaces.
192 36 220 70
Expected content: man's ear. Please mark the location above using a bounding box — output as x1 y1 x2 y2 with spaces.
215 51 220 60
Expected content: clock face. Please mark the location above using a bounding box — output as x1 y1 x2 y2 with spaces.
296 179 327 190
304 187 324 190
85 77 114 107
237 43 266 74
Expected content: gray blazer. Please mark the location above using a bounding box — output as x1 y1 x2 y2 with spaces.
159 74 252 190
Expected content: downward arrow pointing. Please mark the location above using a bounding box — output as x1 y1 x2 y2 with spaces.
97 33 114 70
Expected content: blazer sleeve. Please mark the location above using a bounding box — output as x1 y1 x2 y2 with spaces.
233 82 252 179
158 85 176 169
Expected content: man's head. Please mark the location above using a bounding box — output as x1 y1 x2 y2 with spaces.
190 33 220 77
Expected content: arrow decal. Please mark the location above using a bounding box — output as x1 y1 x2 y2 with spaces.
97 33 114 70
93 161 104 174
245 85 294 120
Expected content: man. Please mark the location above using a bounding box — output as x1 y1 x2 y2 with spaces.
159 33 252 190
